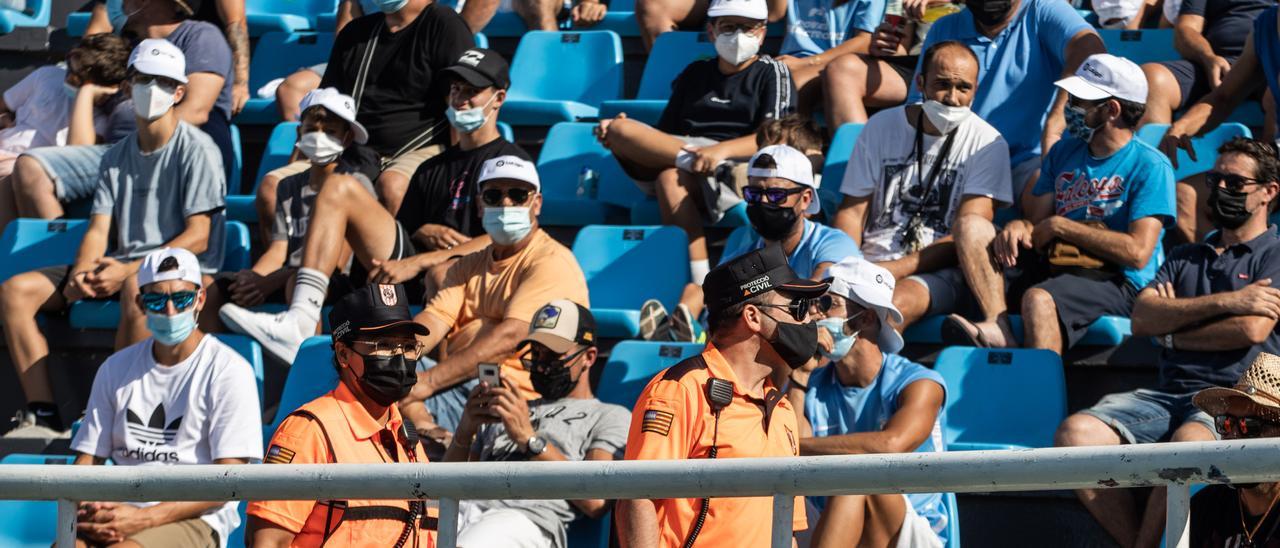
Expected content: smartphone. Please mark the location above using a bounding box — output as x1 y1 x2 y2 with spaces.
478 363 502 387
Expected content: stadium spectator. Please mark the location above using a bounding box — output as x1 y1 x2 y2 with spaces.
445 300 628 548
942 54 1174 353
641 144 856 342
70 248 261 548
789 257 949 548
248 283 435 548
218 52 527 362
834 41 1013 329
1093 0 1147 30
617 245 826 548
0 33 133 229
1157 6 1280 245
13 2 236 222
770 0 884 107
2 39 226 438
1190 352 1280 547
820 3 933 132
1056 138 1280 548
206 88 378 331
1139 0 1271 125
891 0 1104 199
597 0 794 286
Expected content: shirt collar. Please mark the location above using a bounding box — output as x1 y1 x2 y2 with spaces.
957 0 1030 43
1203 225 1279 252
703 343 788 425
333 382 404 441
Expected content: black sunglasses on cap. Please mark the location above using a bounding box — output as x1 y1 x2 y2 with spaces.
481 187 532 207
1205 171 1264 193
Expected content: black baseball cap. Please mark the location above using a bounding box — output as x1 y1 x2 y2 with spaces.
329 284 429 343
441 48 511 90
703 244 829 316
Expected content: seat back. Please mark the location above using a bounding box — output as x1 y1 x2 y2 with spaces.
572 225 690 311
0 219 88 283
223 220 253 272
213 333 266 403
248 32 335 94
246 0 337 22
265 336 338 431
1135 123 1252 180
944 492 961 548
1098 29 1179 64
566 511 612 548
0 453 73 548
508 31 623 105
256 121 301 185
230 124 243 192
597 341 705 409
932 347 1065 449
537 123 646 208
637 32 716 100
0 0 50 34
819 123 865 217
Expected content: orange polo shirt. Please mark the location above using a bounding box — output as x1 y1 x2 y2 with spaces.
624 344 805 548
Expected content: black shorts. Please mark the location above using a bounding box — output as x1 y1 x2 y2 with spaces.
36 264 122 300
883 54 919 84
1157 58 1237 109
1028 268 1138 348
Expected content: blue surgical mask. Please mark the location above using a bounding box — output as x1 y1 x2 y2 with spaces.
818 317 856 361
482 206 533 245
445 93 496 133
146 308 198 346
373 0 409 13
1064 104 1101 143
64 82 78 100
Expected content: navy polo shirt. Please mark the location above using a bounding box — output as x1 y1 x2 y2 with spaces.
1149 227 1280 393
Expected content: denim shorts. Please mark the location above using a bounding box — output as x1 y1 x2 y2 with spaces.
416 356 478 433
1079 388 1218 444
23 144 111 202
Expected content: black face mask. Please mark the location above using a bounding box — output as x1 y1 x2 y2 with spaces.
348 353 417 407
762 312 819 369
1208 185 1253 230
527 347 588 401
966 0 1014 27
747 202 800 241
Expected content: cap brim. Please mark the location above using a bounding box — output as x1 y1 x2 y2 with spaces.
775 278 830 299
520 331 577 355
350 121 369 145
1054 76 1111 102
878 315 905 354
356 319 430 338
443 65 497 89
707 7 766 19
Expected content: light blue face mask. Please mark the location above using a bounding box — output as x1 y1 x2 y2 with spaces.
482 206 532 245
107 0 144 33
818 311 862 361
64 82 78 100
445 93 496 133
146 308 198 346
372 0 409 14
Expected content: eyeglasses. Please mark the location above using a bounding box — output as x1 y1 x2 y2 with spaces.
1205 171 1264 193
131 74 177 90
520 345 589 371
757 299 812 322
481 187 532 207
1214 415 1278 438
714 21 765 34
351 339 425 361
742 186 805 205
140 291 197 313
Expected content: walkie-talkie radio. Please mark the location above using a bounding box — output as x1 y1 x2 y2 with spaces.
684 378 735 548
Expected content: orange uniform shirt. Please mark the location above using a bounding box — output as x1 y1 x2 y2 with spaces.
248 383 434 547
624 344 806 547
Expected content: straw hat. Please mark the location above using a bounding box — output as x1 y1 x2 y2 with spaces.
1193 352 1280 421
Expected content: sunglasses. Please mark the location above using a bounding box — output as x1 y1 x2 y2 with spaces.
131 74 177 90
757 299 813 322
1214 415 1278 438
350 339 425 361
481 188 532 207
742 186 805 205
714 21 765 34
1205 171 1264 193
520 345 589 371
140 291 197 313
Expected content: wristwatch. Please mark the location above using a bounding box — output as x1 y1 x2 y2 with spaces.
1163 333 1175 350
525 435 547 456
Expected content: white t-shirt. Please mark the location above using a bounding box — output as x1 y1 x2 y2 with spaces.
841 105 1013 262
71 335 263 547
0 66 110 155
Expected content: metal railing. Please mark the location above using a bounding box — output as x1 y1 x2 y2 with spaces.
3 439 1279 548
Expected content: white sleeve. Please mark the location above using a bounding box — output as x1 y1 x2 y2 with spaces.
962 131 1014 206
71 357 117 459
2 66 52 113
839 120 881 199
205 348 264 461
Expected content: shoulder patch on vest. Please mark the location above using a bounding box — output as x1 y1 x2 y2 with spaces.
264 444 296 464
661 355 708 381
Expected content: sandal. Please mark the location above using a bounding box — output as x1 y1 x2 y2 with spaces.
639 299 669 341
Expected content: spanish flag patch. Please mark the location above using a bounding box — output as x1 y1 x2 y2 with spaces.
641 409 674 436
264 444 296 464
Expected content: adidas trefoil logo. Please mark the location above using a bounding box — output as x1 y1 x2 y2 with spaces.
126 403 182 446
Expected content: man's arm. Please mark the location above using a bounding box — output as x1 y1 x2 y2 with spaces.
798 380 943 456
417 318 528 397
459 0 501 32
248 515 297 548
617 499 661 548
1132 278 1280 334
73 453 108 465
1171 315 1280 351
79 458 246 542
1163 33 1263 160
834 194 870 247
877 196 995 279
174 73 227 126
215 0 251 115
1043 30 1106 156
1035 216 1164 270
1173 14 1230 85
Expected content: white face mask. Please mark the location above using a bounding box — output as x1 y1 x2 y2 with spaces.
921 100 972 134
295 131 346 165
132 81 176 121
714 31 761 66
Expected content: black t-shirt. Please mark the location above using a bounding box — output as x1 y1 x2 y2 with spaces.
1191 484 1280 547
655 56 796 142
320 4 473 157
1181 0 1273 58
396 137 531 239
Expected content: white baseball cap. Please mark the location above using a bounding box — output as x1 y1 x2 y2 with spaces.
1092 0 1144 28
299 87 369 144
748 144 820 215
1054 53 1147 104
478 155 541 191
128 39 188 84
825 257 904 354
707 0 768 20
138 248 202 288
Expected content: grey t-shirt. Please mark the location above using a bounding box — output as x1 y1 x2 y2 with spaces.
165 20 234 120
471 397 630 548
272 170 375 269
91 121 227 272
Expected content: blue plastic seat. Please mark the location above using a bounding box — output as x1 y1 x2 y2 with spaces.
501 31 624 125
599 32 717 124
943 492 961 548
566 510 612 548
903 314 1131 347
230 123 243 193
68 220 255 330
629 199 750 227
597 341 704 408
213 333 266 402
572 226 691 338
0 453 73 548
0 0 48 35
819 123 865 218
933 347 1066 451
473 31 489 48
264 336 338 441
245 0 336 36
1098 29 1178 65
237 32 336 125
66 10 92 37
537 123 646 225
1135 123 1252 181
0 219 88 284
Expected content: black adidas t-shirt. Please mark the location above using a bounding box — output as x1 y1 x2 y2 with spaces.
655 55 797 142
1191 484 1280 547
396 137 532 240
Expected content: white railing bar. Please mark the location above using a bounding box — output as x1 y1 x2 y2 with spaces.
771 493 794 548
1166 483 1191 548
438 497 459 548
2 440 1276 503
56 499 74 548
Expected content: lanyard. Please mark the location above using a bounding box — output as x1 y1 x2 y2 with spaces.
910 108 958 217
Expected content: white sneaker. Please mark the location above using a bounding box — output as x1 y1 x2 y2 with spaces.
219 304 311 364
4 411 69 439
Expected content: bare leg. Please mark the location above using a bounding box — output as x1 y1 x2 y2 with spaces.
0 271 64 404
679 283 703 318
655 168 708 263
514 0 560 30
823 54 911 131
892 278 930 330
1021 287 1063 354
1139 63 1183 126
376 170 411 216
275 68 322 122
301 175 401 274
953 214 1007 322
12 155 65 219
635 0 708 51
1057 414 1137 548
605 117 689 173
254 172 282 245
1133 422 1216 548
114 274 148 351
812 494 907 548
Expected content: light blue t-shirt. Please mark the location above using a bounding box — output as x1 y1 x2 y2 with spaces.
804 353 950 545
909 0 1092 165
781 0 886 57
720 219 861 278
1031 137 1176 289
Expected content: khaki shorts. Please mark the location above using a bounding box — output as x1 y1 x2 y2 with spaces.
125 517 218 548
264 144 446 184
